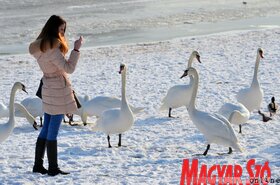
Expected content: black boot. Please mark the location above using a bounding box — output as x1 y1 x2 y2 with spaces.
33 138 48 174
47 140 69 176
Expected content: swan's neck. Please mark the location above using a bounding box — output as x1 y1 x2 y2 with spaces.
188 71 199 113
187 55 195 85
187 55 195 68
121 70 128 109
8 85 18 123
189 76 194 85
252 55 261 86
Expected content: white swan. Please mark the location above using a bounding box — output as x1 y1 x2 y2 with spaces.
218 102 250 133
15 97 43 127
92 64 134 148
160 51 201 117
181 67 242 155
0 82 27 143
236 48 264 112
81 96 144 124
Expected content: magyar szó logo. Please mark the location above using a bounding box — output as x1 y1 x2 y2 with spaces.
180 159 279 185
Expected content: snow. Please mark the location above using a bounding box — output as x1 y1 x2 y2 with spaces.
1 0 280 184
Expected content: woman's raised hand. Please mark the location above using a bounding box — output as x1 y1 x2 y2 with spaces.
74 36 83 51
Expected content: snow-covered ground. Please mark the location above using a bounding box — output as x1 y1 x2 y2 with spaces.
1 27 280 184
1 0 280 184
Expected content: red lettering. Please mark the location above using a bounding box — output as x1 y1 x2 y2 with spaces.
260 161 271 185
180 159 198 185
246 159 265 185
208 165 217 185
233 164 243 185
197 164 207 184
217 165 227 185
224 165 233 185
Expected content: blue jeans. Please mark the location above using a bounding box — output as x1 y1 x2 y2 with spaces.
38 113 64 141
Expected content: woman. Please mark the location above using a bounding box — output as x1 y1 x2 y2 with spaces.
29 15 83 176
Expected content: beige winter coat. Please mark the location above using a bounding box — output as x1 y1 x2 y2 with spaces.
29 40 80 115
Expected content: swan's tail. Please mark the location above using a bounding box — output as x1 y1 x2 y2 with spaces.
130 106 145 114
233 142 243 153
159 103 168 110
91 120 101 132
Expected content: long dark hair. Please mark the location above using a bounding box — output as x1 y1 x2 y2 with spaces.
37 15 68 54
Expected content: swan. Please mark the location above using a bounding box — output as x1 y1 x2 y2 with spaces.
236 48 264 112
0 82 27 143
160 51 201 117
15 97 43 127
81 96 144 124
181 67 242 155
92 64 134 148
268 96 278 117
218 102 250 133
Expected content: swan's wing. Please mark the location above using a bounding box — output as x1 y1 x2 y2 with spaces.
161 85 192 110
21 98 43 116
194 111 238 143
90 96 121 108
219 102 249 120
85 96 121 116
94 109 121 132
166 85 191 97
218 103 236 119
212 113 238 142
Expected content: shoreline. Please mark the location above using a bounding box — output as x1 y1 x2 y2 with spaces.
1 24 279 57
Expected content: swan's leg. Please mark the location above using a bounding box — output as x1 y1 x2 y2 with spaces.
107 135 112 148
168 108 172 117
63 115 67 123
67 114 73 125
228 147 232 154
40 117 43 127
168 108 175 118
68 114 78 126
203 144 210 156
239 125 242 134
69 114 74 123
118 134 122 147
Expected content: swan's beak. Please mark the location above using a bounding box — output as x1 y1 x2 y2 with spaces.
22 86 28 94
259 50 264 58
180 70 189 79
33 121 38 130
119 65 125 74
196 55 201 63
